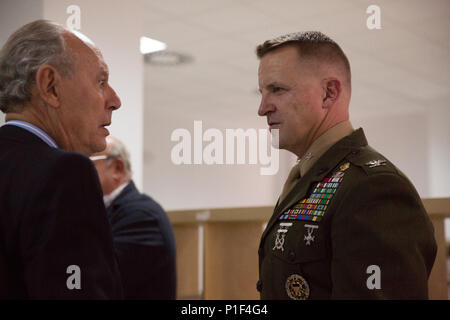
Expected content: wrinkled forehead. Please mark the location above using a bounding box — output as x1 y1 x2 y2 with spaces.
63 30 108 72
258 49 300 82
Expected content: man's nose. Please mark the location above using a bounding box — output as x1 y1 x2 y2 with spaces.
108 85 122 111
258 94 275 117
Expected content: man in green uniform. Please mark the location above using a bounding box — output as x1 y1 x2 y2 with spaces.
256 31 437 299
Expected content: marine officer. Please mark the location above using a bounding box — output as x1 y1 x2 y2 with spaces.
255 31 437 299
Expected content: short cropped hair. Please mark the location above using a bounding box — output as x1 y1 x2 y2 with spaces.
106 137 133 178
256 31 351 87
0 20 75 113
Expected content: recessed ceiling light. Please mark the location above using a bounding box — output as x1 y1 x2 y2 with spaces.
140 36 167 54
144 51 193 66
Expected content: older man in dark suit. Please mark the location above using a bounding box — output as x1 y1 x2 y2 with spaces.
91 136 176 299
0 20 122 299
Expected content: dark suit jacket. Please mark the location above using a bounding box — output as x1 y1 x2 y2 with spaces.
258 128 437 299
107 180 176 299
0 125 123 299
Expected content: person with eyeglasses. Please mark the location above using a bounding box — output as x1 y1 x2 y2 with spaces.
90 136 176 300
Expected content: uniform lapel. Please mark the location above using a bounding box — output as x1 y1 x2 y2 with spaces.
260 164 330 242
260 128 368 244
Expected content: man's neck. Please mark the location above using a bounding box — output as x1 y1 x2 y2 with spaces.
296 120 354 176
6 104 80 154
6 104 56 138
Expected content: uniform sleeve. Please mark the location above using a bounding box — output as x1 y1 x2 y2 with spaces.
20 153 123 299
330 173 437 299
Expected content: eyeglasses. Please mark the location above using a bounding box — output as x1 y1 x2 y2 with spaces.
89 155 109 161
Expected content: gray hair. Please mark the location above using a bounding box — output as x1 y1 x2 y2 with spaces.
106 137 133 178
0 19 75 113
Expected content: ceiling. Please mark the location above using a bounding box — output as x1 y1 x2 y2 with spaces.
142 0 450 129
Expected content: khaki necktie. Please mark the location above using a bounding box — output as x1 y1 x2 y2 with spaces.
279 161 302 204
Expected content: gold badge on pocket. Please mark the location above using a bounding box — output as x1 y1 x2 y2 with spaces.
285 274 309 300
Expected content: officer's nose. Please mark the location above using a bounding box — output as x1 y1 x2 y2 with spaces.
258 94 275 117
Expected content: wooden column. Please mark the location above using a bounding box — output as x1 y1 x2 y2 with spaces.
204 221 263 299
423 198 450 300
173 223 201 299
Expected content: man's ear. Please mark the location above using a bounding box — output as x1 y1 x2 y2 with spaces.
322 78 341 109
35 64 62 108
113 159 125 175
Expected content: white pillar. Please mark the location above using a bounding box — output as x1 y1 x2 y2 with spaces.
428 104 450 241
42 0 145 189
429 105 450 198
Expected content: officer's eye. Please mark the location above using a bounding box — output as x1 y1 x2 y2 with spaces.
272 87 284 93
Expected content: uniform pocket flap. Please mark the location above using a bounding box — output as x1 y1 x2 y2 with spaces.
271 222 327 264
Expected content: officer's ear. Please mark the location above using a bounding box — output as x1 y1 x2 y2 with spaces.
321 78 341 109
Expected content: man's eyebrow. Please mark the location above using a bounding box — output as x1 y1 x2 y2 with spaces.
98 66 109 77
262 83 281 91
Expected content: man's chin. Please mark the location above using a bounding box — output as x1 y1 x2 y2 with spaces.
89 139 107 156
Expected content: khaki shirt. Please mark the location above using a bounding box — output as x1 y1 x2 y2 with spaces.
279 121 354 203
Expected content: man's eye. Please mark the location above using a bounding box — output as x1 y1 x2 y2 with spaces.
99 80 106 86
272 87 284 93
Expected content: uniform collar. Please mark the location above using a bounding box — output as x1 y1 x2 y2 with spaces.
298 120 354 177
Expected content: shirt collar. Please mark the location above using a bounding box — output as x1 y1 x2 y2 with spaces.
103 181 130 208
298 120 354 176
4 120 58 148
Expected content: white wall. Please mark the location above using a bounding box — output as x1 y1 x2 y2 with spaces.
42 0 145 189
428 105 450 198
0 0 43 126
0 0 43 46
143 103 294 210
428 104 450 241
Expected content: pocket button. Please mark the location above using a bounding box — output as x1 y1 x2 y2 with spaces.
288 250 296 262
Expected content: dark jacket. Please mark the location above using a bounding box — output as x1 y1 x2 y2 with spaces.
258 128 437 299
0 125 123 299
107 180 176 299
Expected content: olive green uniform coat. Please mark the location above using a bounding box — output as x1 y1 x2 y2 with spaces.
258 129 437 299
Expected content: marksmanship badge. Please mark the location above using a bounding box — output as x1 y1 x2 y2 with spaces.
273 222 292 252
285 274 310 300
